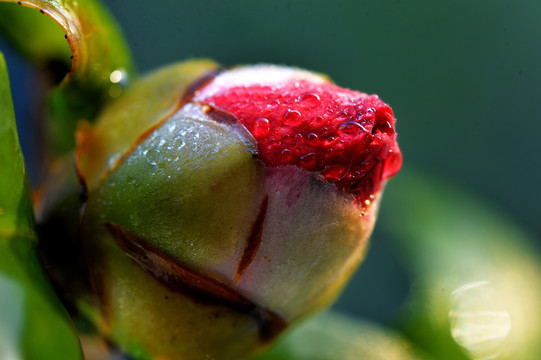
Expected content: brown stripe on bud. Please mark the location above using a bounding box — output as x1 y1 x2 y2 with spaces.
105 222 287 341
235 195 269 282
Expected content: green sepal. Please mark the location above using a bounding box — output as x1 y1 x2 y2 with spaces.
0 52 82 360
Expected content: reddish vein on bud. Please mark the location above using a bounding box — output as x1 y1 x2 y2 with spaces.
194 65 402 205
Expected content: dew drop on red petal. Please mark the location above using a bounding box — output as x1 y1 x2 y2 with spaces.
322 164 347 182
299 152 317 169
296 92 321 108
338 121 367 137
338 110 350 119
372 120 394 136
324 136 337 147
364 107 376 120
266 99 281 109
280 148 293 162
253 118 270 138
282 109 303 126
306 133 319 146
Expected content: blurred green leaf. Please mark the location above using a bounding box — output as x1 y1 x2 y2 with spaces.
0 3 71 67
0 0 135 153
380 169 541 360
0 52 82 360
252 311 425 360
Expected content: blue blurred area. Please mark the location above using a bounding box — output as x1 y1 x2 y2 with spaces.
2 0 540 326
0 36 43 184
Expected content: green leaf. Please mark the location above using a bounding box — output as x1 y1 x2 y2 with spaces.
0 0 135 153
252 311 426 360
0 52 82 360
0 3 71 67
379 169 541 360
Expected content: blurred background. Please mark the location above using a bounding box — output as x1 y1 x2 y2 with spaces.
1 0 540 346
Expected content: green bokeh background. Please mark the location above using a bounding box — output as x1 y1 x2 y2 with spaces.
2 0 540 327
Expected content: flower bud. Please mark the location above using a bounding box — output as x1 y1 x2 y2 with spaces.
76 62 401 359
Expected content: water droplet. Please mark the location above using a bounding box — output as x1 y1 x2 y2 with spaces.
145 149 161 166
364 107 376 120
280 148 293 162
177 139 186 150
306 133 319 146
282 109 302 126
252 118 270 138
299 152 317 168
338 110 350 119
324 136 337 147
322 164 346 181
266 99 280 109
296 92 321 108
338 121 368 137
372 120 394 136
